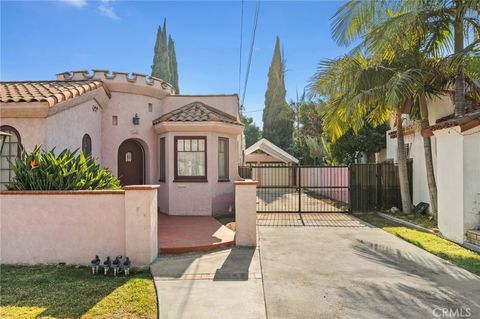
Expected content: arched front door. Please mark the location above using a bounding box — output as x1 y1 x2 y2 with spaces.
118 139 144 185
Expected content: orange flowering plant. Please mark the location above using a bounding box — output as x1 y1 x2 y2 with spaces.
6 145 120 190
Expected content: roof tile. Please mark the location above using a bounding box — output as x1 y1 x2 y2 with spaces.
0 80 104 107
153 101 243 126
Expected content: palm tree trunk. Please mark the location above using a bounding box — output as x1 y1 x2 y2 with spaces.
419 94 438 219
454 0 466 117
396 108 412 213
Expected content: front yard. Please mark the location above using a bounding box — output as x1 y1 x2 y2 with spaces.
356 213 480 276
0 265 157 319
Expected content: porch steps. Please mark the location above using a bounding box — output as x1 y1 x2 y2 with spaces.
158 213 235 254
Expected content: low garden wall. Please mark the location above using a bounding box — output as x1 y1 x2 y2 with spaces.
0 185 159 267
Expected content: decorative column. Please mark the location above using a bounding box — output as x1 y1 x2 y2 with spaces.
124 185 159 267
235 180 258 247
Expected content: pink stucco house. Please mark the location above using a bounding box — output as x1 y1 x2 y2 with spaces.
0 70 244 216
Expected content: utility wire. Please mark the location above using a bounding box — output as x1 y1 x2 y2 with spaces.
240 0 260 110
238 0 244 97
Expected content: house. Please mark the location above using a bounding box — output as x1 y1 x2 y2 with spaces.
245 138 298 165
0 70 244 216
244 138 298 187
385 94 480 245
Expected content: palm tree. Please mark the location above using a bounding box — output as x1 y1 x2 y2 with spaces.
331 0 480 117
310 55 427 212
329 0 479 217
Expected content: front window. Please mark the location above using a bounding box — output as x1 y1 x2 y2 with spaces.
0 126 21 190
218 137 229 181
175 136 207 181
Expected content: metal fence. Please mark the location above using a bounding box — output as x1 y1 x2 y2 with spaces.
238 165 349 213
349 160 413 211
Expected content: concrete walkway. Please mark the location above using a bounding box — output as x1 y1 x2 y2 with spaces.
152 213 480 319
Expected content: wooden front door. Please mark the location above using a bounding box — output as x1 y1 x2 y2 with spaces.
118 139 144 185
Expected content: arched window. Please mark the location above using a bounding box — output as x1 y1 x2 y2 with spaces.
82 134 92 156
0 126 21 190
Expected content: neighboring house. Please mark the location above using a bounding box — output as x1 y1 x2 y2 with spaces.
245 138 299 165
385 94 480 245
0 70 244 216
245 138 298 187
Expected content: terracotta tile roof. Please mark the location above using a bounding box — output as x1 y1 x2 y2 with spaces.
426 111 480 136
153 101 243 126
0 80 104 107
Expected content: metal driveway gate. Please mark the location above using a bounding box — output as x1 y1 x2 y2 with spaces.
239 165 350 213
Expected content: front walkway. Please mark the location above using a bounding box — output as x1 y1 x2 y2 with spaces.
152 213 480 318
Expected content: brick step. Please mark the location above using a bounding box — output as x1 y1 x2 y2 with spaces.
466 230 480 246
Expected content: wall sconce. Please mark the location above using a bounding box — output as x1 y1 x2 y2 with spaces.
132 113 140 125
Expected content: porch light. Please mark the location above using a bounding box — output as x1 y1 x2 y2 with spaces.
132 114 140 125
0 131 11 154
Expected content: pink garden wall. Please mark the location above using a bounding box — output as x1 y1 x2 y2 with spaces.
0 186 159 266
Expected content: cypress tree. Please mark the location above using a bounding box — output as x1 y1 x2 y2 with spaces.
168 35 179 93
262 37 294 149
151 19 170 82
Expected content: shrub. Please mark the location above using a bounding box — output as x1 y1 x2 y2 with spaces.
7 146 121 190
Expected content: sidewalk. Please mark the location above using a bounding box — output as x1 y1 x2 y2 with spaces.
151 247 267 319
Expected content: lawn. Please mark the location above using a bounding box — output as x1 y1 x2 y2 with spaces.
356 213 480 276
0 265 157 319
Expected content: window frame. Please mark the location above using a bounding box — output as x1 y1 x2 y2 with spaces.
218 137 229 182
0 125 21 189
174 136 207 182
159 137 166 182
82 134 92 157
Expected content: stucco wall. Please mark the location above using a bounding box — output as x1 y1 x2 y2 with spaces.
434 126 480 243
0 186 159 266
0 191 126 265
45 99 103 160
101 92 160 183
0 118 46 150
162 130 239 216
463 127 480 233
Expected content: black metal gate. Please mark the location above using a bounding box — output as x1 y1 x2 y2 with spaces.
239 165 350 213
349 161 413 211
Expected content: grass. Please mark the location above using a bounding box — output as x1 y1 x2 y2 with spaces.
380 210 439 231
0 265 157 319
356 213 480 276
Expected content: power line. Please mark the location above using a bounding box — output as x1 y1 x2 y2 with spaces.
240 0 260 110
238 0 244 96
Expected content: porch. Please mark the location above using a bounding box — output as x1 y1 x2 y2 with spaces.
158 213 235 254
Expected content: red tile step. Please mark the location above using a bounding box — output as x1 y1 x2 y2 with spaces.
158 213 235 254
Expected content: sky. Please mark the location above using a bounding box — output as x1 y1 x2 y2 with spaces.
1 0 351 126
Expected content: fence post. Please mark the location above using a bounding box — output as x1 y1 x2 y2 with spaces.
123 185 159 267
235 180 258 247
298 165 302 213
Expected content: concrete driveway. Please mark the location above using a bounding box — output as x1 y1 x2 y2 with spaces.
152 214 480 319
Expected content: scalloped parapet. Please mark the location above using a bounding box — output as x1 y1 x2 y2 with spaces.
56 70 175 96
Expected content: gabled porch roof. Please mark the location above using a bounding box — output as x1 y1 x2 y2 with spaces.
152 101 243 126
